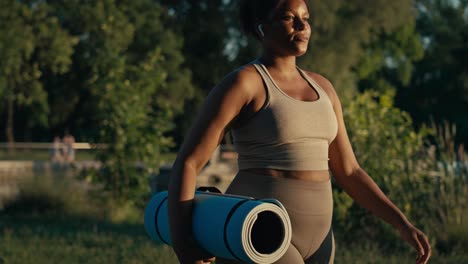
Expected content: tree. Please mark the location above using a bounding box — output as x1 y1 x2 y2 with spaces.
160 0 235 91
397 0 468 144
0 0 76 147
44 0 194 205
299 0 417 98
158 0 238 145
355 22 425 94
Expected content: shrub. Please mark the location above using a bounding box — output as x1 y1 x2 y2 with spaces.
425 122 468 253
1 173 106 219
334 90 430 243
334 90 468 254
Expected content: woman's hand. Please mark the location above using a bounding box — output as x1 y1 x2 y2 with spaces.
398 222 431 264
173 238 216 264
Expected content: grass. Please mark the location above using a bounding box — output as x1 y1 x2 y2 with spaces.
1 172 467 263
0 215 178 264
335 243 468 264
0 172 179 264
1 215 467 264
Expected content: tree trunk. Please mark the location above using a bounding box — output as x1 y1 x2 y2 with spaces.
6 93 15 155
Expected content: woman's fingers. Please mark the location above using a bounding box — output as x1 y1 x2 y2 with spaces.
413 232 424 254
204 257 216 262
414 230 430 264
404 226 431 264
398 224 431 264
411 232 425 263
417 232 431 264
201 256 216 264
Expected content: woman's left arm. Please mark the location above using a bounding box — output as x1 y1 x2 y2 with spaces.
309 72 431 264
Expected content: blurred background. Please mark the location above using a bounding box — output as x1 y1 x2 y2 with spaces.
0 0 467 263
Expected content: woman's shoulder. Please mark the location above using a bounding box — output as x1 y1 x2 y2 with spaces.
302 70 339 104
216 62 263 94
230 62 262 84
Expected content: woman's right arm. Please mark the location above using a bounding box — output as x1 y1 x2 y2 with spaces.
167 68 257 264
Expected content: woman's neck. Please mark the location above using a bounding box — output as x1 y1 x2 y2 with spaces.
258 54 297 75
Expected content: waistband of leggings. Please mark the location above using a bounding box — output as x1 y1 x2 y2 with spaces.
235 170 332 190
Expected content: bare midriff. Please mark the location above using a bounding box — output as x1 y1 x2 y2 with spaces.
242 168 331 182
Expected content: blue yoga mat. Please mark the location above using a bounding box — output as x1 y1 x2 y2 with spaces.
144 190 292 264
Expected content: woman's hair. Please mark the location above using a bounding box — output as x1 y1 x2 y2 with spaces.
239 0 309 38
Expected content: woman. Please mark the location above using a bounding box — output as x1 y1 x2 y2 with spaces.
167 0 432 263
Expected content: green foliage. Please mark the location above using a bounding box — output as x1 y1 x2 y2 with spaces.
1 173 103 218
158 0 237 144
160 0 234 91
344 90 430 189
298 0 417 97
0 0 77 141
45 0 194 206
425 122 468 233
0 0 194 207
356 22 425 93
335 90 468 254
334 90 432 244
399 0 468 143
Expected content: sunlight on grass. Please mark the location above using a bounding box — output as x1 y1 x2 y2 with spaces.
1 169 467 263
0 216 178 264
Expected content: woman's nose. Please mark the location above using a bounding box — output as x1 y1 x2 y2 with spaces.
294 18 307 30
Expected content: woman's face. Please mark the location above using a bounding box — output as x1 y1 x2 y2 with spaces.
262 0 311 57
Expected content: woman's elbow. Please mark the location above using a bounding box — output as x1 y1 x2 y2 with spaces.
169 158 198 186
331 163 361 183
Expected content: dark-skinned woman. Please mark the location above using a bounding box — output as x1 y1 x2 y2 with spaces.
167 0 432 263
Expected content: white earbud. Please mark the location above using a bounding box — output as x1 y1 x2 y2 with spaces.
257 24 264 37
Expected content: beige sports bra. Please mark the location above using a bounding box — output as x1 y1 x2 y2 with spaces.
231 60 338 171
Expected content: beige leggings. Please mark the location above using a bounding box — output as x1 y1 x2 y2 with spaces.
216 171 335 264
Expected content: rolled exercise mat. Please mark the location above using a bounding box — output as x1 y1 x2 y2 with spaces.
144 190 292 264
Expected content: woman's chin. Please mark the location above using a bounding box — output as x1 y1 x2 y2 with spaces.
296 48 308 57
291 47 308 57
289 42 309 56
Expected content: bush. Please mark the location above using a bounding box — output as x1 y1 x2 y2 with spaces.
334 90 430 243
335 90 468 254
1 173 106 219
425 122 468 254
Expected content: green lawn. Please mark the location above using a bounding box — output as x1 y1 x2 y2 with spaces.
0 216 179 264
1 172 466 263
1 215 467 264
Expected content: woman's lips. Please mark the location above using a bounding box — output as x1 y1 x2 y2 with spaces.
293 35 309 42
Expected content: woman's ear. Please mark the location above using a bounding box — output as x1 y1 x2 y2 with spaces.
257 24 264 38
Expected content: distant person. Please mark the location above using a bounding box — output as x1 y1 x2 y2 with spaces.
50 136 64 164
62 132 76 164
167 0 431 263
